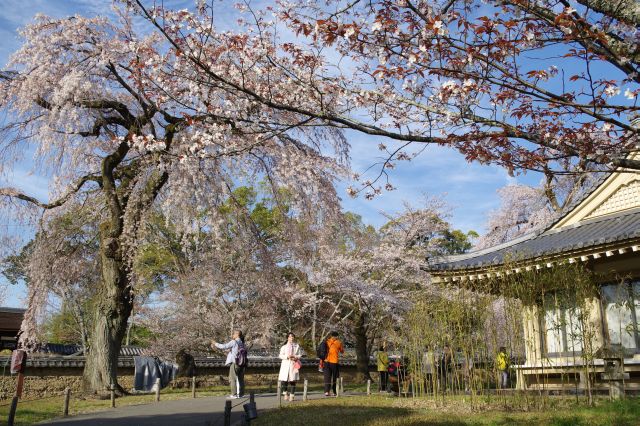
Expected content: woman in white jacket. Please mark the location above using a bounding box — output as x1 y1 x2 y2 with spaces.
278 332 303 401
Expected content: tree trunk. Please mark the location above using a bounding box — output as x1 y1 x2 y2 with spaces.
82 229 132 395
354 312 372 383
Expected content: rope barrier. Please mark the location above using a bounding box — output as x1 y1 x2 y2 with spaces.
0 394 61 407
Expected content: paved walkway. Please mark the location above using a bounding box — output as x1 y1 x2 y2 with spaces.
42 392 335 426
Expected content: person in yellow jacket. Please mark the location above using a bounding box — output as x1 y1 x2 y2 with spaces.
496 346 510 389
376 343 390 392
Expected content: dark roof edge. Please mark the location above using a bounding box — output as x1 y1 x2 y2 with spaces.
0 307 26 314
428 172 613 268
428 230 540 265
428 207 640 271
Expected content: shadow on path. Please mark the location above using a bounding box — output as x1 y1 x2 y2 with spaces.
41 392 332 426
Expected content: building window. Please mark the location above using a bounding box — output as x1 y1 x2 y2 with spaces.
601 280 640 353
542 293 583 355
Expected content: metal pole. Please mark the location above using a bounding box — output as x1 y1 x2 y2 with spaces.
250 392 255 404
192 376 196 398
224 400 232 426
7 396 18 426
110 385 116 408
63 388 71 416
303 379 308 401
155 378 161 402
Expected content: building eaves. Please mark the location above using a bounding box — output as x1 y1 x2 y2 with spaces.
428 207 640 272
0 307 26 314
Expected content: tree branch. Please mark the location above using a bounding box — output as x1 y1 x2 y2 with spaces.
0 174 100 209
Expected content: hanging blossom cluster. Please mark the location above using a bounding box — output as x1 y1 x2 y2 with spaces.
128 135 166 153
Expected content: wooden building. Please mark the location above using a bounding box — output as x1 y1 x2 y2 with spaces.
0 307 24 351
428 166 640 392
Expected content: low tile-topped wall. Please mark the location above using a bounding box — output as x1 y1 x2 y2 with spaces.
0 358 371 400
0 367 135 401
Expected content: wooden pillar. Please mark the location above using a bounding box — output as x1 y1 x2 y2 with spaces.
110 385 116 408
303 379 308 401
191 376 196 398
154 378 161 402
63 388 71 416
277 381 282 408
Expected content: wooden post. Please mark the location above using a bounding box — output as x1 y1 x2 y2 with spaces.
277 381 282 408
110 385 116 408
63 388 71 416
7 396 18 426
367 379 371 396
155 378 161 402
191 376 196 398
303 379 308 401
336 378 341 398
224 400 232 426
340 377 344 394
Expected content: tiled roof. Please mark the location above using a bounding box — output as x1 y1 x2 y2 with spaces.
0 355 367 369
428 208 640 271
3 344 369 368
37 344 145 357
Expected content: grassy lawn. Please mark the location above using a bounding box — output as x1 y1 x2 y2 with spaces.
4 387 639 426
0 386 233 426
254 395 640 426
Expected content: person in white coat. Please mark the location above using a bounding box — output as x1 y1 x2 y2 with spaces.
278 332 303 401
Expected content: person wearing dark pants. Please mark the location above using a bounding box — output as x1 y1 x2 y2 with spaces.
230 363 245 397
323 331 344 396
376 343 390 392
278 332 303 401
323 361 340 395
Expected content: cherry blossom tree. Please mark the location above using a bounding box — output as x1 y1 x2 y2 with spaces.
476 172 599 248
312 201 451 380
139 185 340 355
115 0 640 202
0 9 346 394
277 0 640 177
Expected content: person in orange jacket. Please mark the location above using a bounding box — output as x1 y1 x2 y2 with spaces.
323 331 345 396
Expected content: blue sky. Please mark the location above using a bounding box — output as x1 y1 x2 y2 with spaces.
0 0 541 307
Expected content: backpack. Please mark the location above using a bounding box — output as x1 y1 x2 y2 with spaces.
316 339 328 360
235 340 248 367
